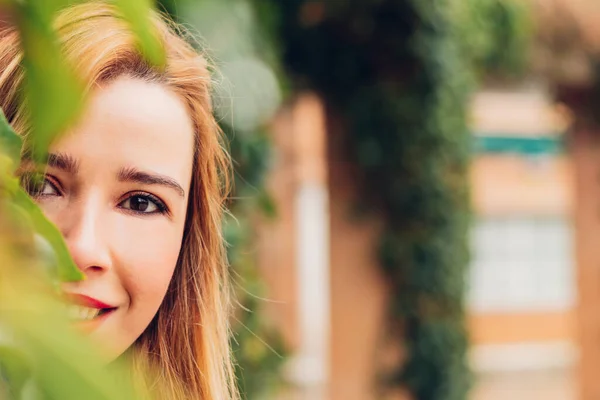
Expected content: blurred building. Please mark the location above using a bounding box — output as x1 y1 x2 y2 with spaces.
0 0 596 399
257 82 576 400
254 0 600 398
468 86 576 400
468 85 575 374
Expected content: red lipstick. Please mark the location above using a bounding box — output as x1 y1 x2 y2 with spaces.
66 293 115 309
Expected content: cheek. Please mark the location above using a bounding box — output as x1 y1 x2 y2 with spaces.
112 220 184 341
115 223 182 304
107 221 182 357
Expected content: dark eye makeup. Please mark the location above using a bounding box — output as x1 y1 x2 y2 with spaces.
118 192 169 215
21 172 61 198
20 172 169 216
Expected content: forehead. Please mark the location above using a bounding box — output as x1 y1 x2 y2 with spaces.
51 76 195 183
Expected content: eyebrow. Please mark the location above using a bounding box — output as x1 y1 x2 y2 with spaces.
47 152 80 174
117 166 185 198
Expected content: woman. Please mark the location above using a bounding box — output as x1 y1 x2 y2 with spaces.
0 2 237 399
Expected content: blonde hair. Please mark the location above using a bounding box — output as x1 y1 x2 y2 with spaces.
0 2 237 399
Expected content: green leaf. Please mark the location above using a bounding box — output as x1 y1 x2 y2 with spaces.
0 109 23 174
114 0 166 68
0 280 137 400
20 319 135 400
15 1 85 163
0 345 31 398
0 158 20 198
257 188 277 220
12 188 84 282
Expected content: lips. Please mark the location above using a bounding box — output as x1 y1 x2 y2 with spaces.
63 293 117 325
66 293 115 309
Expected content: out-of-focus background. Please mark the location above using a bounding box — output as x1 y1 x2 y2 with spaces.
3 0 600 399
155 1 599 399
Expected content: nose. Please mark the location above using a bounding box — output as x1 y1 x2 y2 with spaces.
59 195 112 276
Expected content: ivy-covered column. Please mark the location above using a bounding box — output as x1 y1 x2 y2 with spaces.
267 1 472 399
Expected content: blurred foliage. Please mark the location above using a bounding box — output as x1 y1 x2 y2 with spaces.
14 1 85 162
223 206 285 399
223 123 286 399
157 1 287 398
453 0 532 78
259 0 531 399
0 0 166 398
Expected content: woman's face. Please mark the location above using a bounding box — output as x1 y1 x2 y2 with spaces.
27 76 194 360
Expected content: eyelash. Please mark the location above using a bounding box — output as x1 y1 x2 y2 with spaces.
21 173 62 198
119 191 169 216
21 173 169 216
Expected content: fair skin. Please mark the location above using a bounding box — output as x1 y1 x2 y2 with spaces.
25 76 195 360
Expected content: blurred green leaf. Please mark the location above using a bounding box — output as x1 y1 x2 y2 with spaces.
12 188 84 282
15 1 85 163
18 316 134 400
257 188 277 219
0 2 84 283
114 0 166 68
0 110 22 174
0 279 137 400
0 345 31 398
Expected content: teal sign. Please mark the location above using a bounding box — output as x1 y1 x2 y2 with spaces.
473 134 564 155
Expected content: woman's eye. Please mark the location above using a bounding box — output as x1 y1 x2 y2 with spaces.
119 194 167 215
22 175 60 197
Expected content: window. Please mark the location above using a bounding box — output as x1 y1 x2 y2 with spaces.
468 216 574 313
